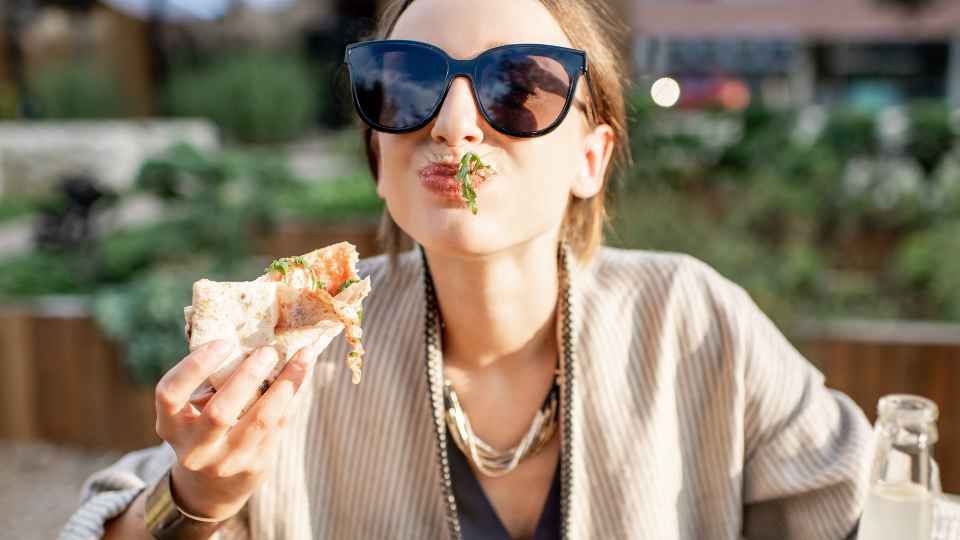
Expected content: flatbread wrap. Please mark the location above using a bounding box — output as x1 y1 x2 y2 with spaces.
183 242 370 412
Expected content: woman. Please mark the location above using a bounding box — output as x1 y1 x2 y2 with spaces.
60 0 872 538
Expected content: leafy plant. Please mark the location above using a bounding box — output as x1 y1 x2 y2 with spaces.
0 82 17 119
893 220 960 320
0 198 36 223
614 96 960 329
30 61 127 119
0 250 97 298
278 172 383 222
905 100 956 175
92 260 264 384
165 52 317 143
819 108 878 158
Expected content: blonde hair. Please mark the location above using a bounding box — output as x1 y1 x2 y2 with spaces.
359 0 633 265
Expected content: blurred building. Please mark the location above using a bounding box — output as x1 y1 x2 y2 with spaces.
632 0 960 110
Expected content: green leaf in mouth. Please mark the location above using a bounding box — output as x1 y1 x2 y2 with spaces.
455 152 491 215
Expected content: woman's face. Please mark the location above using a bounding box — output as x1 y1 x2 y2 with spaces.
373 0 614 259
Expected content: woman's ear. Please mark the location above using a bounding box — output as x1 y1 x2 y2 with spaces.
572 123 615 199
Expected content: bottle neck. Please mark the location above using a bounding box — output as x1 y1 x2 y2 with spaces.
873 420 935 489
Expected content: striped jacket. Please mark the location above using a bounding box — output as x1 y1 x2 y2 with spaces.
60 247 872 540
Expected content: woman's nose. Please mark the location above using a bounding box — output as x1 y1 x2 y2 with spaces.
430 76 484 148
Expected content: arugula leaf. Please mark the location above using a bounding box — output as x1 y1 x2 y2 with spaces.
456 152 483 215
266 258 291 276
335 278 358 295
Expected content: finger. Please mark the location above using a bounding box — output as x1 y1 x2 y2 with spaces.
229 343 319 450
156 340 234 419
202 346 281 434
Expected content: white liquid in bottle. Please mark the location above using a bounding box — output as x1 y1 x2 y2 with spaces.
857 482 933 540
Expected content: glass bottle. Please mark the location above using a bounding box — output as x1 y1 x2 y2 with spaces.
858 394 939 540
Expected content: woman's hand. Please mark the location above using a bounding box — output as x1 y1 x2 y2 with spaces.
153 340 321 521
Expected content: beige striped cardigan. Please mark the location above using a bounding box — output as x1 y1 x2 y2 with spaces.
60 247 872 540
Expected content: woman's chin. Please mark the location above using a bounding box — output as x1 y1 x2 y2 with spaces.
415 212 508 256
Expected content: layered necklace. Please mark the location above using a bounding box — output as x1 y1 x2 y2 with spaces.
422 243 573 478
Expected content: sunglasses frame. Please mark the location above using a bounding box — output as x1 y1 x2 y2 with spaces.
343 39 598 138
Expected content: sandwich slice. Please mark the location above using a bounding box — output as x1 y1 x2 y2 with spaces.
183 242 370 412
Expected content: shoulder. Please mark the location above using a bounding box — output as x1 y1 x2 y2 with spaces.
584 246 749 307
582 246 761 349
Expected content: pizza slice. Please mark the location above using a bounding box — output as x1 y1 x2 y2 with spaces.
183 242 370 412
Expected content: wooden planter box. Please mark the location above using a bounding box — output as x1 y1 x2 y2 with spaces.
0 301 158 452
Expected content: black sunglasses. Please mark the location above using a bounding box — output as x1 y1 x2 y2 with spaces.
343 39 597 138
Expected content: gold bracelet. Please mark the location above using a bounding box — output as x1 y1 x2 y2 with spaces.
144 468 225 539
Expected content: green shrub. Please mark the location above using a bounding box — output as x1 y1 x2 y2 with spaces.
906 100 956 175
92 261 263 384
819 108 878 157
0 198 36 223
0 250 97 298
279 172 382 222
615 98 958 326
30 61 127 119
0 82 17 119
165 52 317 143
894 219 960 319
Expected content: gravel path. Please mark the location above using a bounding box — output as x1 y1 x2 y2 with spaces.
0 441 120 538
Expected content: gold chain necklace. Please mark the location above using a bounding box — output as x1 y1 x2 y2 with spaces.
423 243 573 478
442 370 560 477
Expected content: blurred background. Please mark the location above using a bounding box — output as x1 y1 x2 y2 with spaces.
0 0 959 536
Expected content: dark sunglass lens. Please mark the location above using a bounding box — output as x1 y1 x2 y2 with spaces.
477 49 573 134
349 44 447 130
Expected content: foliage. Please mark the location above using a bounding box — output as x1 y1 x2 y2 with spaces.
0 198 36 223
819 108 878 157
165 52 318 143
92 260 264 384
0 83 17 119
279 172 382 222
30 61 127 119
0 141 380 383
905 100 956 175
893 219 960 320
612 93 960 327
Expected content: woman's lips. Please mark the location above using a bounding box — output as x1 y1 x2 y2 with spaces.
418 163 487 200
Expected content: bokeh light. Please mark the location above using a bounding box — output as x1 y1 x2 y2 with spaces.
651 77 681 108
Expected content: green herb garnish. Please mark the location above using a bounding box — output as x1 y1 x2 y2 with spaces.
357 308 364 324
336 278 359 295
456 152 490 215
266 258 291 276
292 256 307 266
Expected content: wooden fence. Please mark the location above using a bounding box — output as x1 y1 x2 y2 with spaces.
2 308 958 491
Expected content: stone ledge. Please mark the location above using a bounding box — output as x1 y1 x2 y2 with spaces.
0 119 220 197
